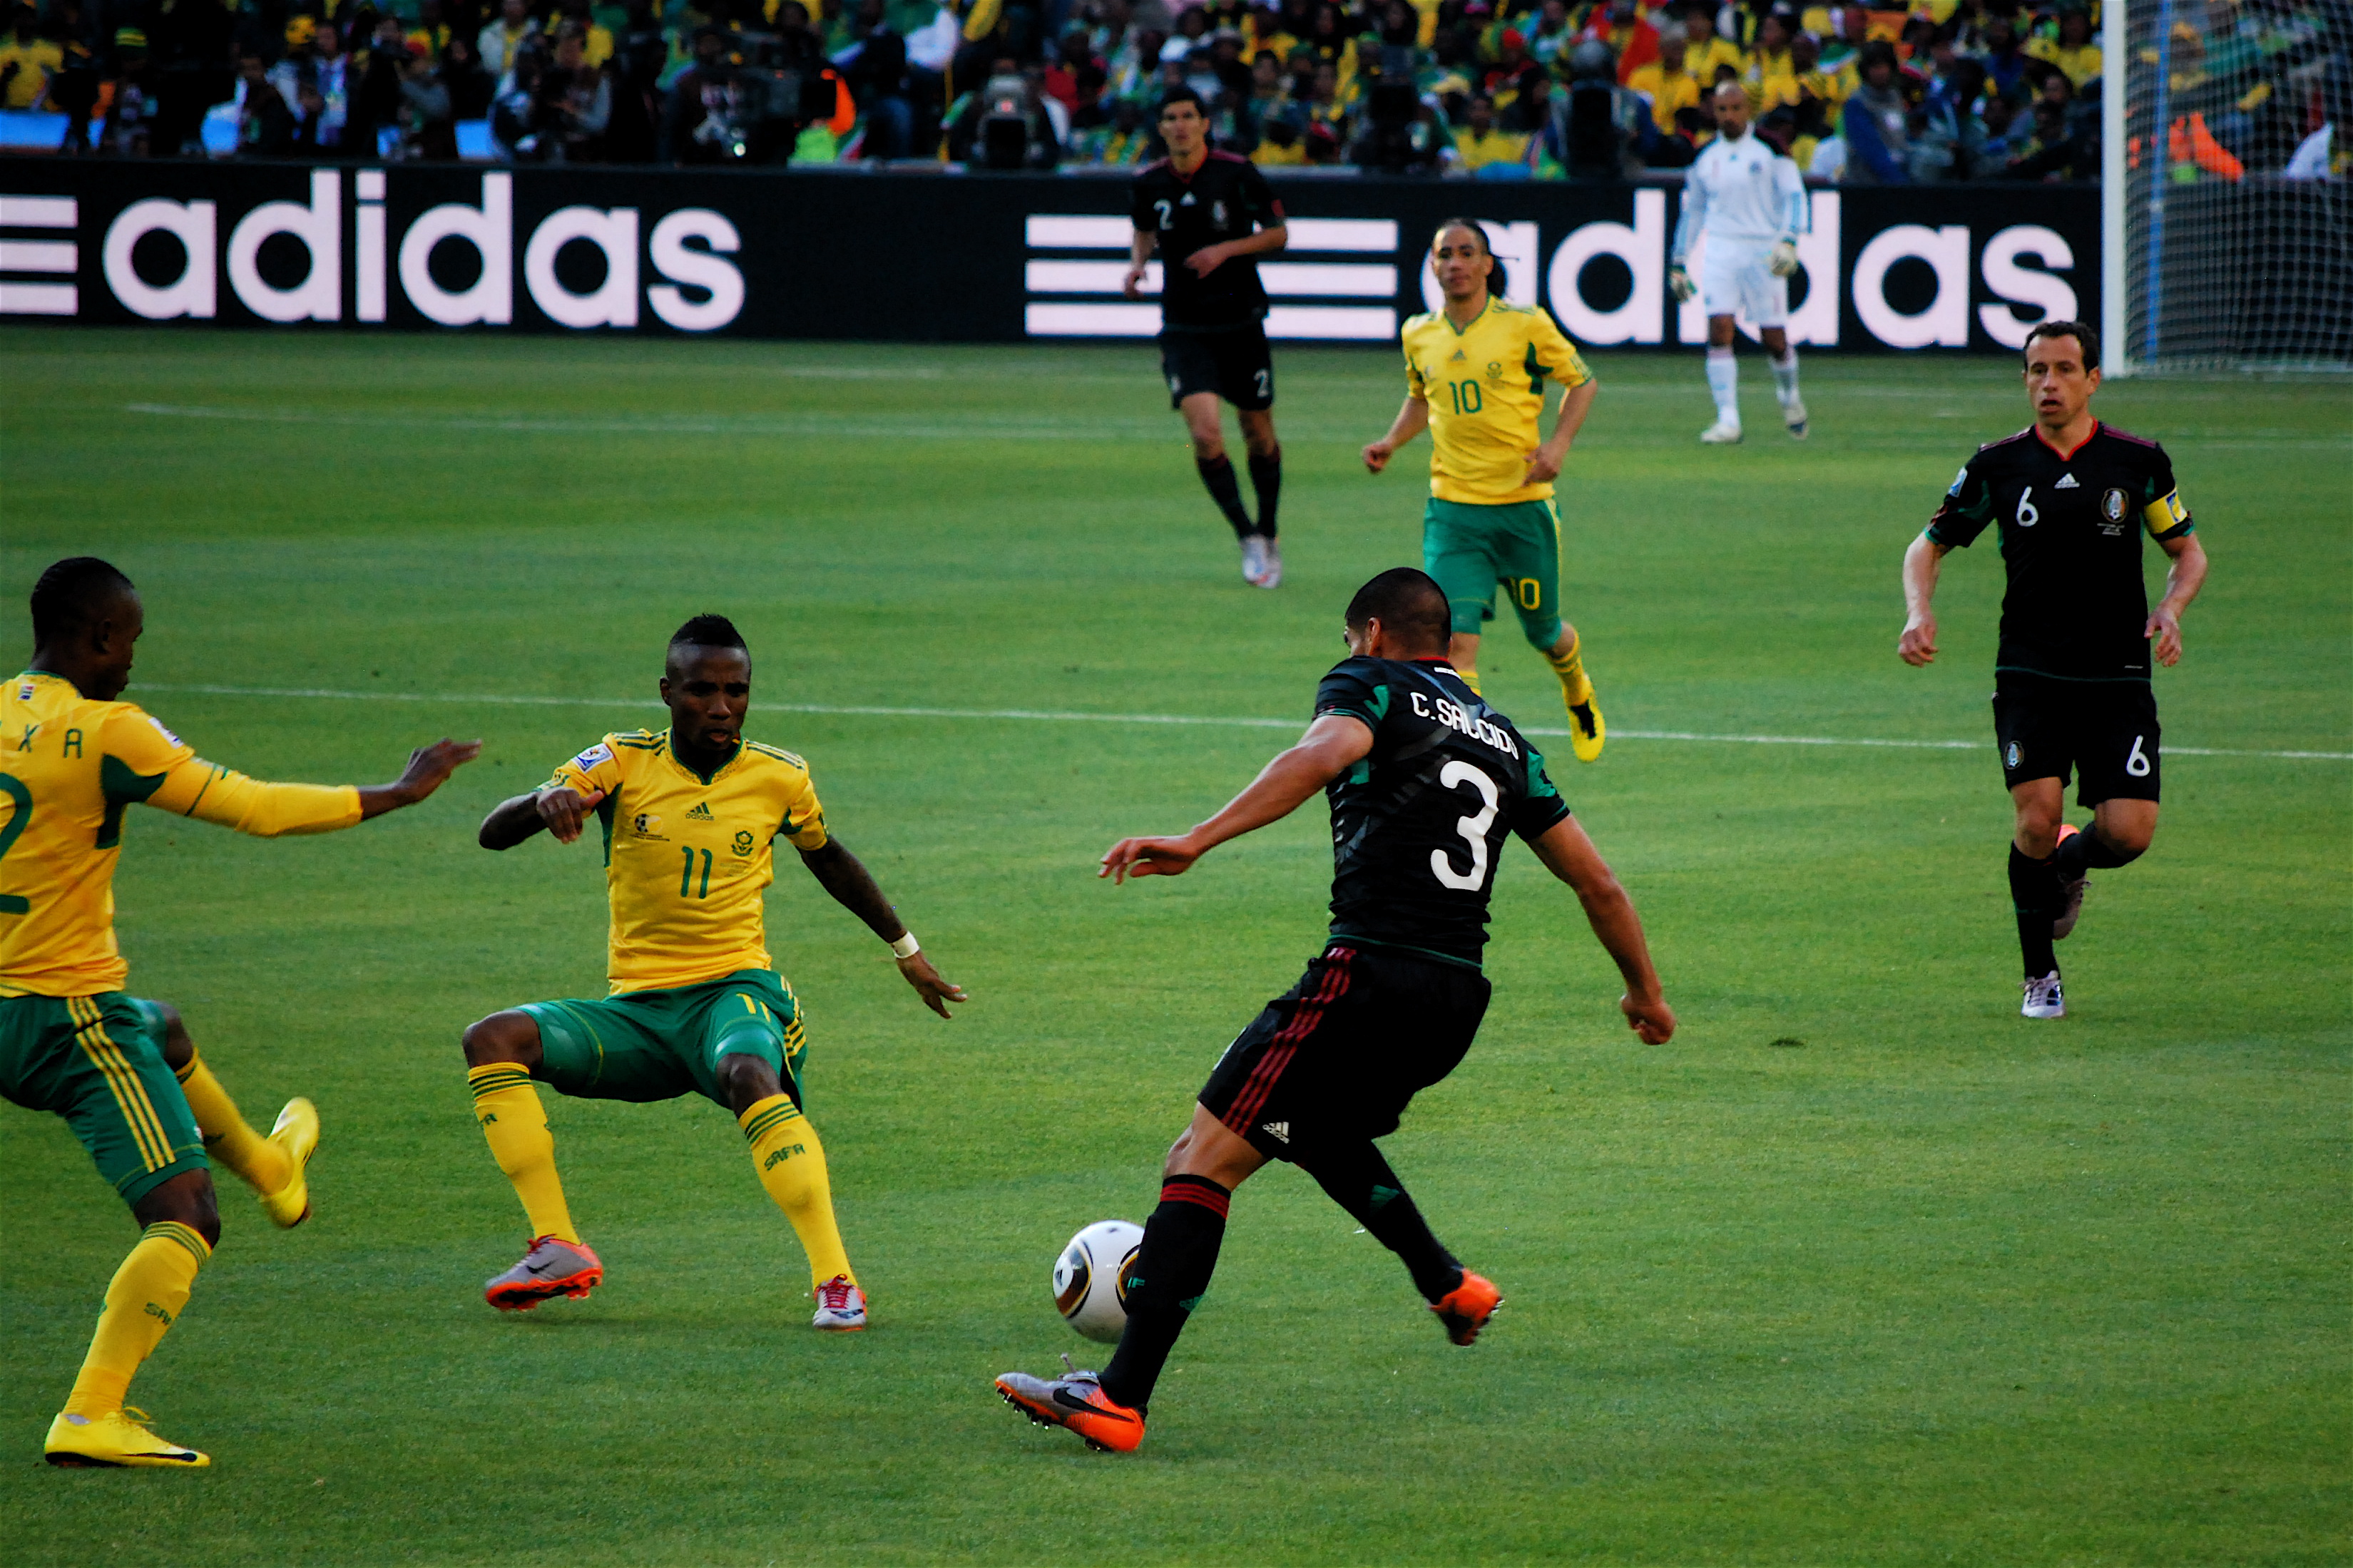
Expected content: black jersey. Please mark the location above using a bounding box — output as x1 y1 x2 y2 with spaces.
1314 656 1571 968
1129 150 1285 332
1926 422 2195 682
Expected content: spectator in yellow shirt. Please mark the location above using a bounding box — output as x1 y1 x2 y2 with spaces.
1680 1 1745 81
1745 11 1799 106
1451 93 1529 170
2026 8 2101 87
1628 26 1702 133
0 4 64 110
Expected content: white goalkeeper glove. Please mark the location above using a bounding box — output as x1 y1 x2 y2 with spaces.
1668 264 1695 302
1767 240 1800 277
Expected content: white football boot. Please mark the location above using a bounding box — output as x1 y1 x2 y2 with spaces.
1255 538 1282 589
1698 419 1744 445
1238 535 1271 586
2021 971 2066 1019
812 1274 867 1331
1782 399 1809 439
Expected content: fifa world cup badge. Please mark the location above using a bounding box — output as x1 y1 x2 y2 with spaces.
2006 742 2022 769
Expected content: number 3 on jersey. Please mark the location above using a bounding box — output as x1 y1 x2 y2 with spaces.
1430 760 1499 891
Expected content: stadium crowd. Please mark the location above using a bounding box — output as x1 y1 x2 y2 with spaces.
0 0 2337 178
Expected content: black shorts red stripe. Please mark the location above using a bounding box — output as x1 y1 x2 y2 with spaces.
1198 944 1491 1162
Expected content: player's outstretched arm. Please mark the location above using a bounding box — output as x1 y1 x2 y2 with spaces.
1527 815 1675 1044
1101 714 1372 883
1899 532 1950 665
478 783 605 850
1363 396 1430 473
2146 531 2209 667
797 836 967 1018
146 737 480 837
357 739 483 819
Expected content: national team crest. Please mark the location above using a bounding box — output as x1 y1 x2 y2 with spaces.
1212 200 1227 227
2005 742 2021 769
2101 488 2128 521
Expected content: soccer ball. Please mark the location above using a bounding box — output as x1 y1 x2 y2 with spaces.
1052 1219 1143 1343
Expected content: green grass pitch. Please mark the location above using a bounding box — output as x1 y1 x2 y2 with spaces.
0 327 2345 1566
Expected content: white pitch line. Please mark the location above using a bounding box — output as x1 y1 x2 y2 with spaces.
133 682 2352 762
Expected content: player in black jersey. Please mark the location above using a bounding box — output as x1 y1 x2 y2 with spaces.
1127 87 1291 589
1899 320 2209 1020
995 568 1673 1453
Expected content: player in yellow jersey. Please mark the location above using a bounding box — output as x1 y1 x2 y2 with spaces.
2 558 478 1469
1361 220 1606 761
462 614 964 1331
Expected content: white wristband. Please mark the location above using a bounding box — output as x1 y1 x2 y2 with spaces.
889 931 920 960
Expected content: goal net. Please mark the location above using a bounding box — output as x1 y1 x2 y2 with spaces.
2104 0 2353 374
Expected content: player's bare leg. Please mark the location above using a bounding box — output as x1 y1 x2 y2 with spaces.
1183 392 1269 585
1700 314 1744 443
153 1003 317 1228
1238 407 1282 588
462 1011 602 1308
715 1052 864 1330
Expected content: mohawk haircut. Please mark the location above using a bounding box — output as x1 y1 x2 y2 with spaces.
669 614 747 654
31 557 135 645
1344 568 1451 653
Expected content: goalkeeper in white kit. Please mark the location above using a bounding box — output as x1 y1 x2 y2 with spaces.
1670 81 1811 444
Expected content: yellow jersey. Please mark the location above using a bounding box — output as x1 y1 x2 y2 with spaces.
1402 299 1592 505
0 671 361 998
548 729 830 995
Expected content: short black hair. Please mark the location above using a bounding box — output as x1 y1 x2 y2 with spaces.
1344 568 1451 652
2023 318 2100 371
31 557 135 645
669 613 747 652
1156 85 1208 118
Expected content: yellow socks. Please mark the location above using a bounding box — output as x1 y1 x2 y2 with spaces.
740 1093 854 1288
65 1221 208 1418
1546 628 1594 707
1457 665 1482 695
467 1064 580 1244
174 1050 289 1195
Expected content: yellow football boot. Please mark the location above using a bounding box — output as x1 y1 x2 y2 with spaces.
1566 695 1605 763
45 1408 210 1469
258 1097 320 1229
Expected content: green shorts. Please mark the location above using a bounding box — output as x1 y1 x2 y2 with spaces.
1422 496 1566 647
520 968 807 1110
0 993 208 1204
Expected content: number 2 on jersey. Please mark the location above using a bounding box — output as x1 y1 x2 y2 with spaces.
0 773 28 914
1429 760 1500 892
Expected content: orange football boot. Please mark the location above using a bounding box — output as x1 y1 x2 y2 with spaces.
1430 1269 1503 1346
483 1235 603 1311
995 1364 1145 1453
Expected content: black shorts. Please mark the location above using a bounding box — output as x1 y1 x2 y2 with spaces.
1160 323 1275 411
1993 675 2161 807
1198 943 1491 1162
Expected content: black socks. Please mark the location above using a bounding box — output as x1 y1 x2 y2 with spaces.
1101 1174 1229 1413
2056 824 2144 879
1245 448 1282 540
1299 1139 1463 1303
1195 456 1255 541
2009 844 2059 978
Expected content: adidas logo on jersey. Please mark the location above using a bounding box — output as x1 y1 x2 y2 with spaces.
1260 1121 1291 1144
1449 349 1467 362
687 802 714 820
2054 473 2079 488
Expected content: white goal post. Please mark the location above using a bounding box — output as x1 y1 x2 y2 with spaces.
2103 0 2353 375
